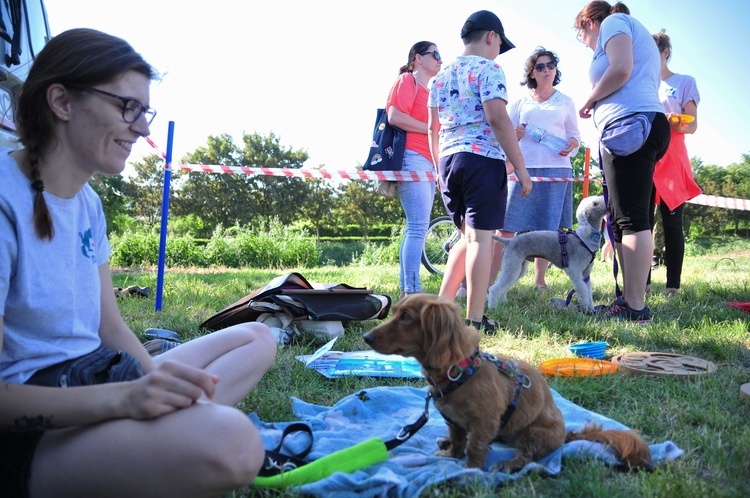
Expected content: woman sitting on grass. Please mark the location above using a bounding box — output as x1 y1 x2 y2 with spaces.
0 28 276 497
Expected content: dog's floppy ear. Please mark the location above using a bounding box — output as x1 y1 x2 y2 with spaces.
420 298 469 369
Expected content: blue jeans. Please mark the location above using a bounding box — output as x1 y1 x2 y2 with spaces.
397 150 435 293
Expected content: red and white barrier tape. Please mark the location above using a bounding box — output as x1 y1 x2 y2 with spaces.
175 164 436 182
687 194 750 211
145 137 167 160
145 138 749 210
173 164 749 210
173 163 589 183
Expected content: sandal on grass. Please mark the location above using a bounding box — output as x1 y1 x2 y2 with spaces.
143 339 181 356
144 328 181 342
115 285 152 298
464 315 498 333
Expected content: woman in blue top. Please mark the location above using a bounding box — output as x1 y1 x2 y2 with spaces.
575 1 670 324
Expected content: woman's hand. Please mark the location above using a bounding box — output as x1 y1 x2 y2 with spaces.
515 123 526 140
121 360 219 419
559 138 579 156
579 100 595 119
667 110 697 134
515 168 533 198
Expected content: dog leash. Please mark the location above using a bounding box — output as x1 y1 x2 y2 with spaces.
599 149 624 300
254 393 431 488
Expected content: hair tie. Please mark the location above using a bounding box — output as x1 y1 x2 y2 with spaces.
31 180 44 192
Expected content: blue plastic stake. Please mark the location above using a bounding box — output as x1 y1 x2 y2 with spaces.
155 121 175 311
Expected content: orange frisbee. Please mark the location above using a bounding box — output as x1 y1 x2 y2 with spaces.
540 358 618 377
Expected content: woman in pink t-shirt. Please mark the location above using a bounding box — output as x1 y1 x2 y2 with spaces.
385 41 442 298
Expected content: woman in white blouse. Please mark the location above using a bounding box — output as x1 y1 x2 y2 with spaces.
493 47 580 292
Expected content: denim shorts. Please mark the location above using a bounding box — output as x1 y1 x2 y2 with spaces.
438 152 508 230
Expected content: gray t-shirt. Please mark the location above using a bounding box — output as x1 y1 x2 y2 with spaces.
0 149 110 384
589 13 663 131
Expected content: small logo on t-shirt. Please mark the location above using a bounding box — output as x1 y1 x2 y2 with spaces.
79 228 97 263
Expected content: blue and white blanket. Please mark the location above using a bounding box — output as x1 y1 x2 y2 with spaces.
249 386 683 497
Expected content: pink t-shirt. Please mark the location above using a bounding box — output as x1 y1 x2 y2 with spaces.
386 73 431 161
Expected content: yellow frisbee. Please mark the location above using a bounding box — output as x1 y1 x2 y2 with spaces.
669 114 695 124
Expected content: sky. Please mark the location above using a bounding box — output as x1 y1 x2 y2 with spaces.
44 0 749 175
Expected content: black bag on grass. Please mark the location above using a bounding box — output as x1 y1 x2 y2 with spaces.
199 273 391 331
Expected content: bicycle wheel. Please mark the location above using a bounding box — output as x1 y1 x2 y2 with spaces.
421 216 460 276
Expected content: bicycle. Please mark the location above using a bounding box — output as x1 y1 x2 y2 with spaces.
421 216 460 276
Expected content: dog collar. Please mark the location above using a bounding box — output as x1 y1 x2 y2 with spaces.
426 349 484 399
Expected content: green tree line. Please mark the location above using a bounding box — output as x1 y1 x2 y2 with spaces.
90 132 749 240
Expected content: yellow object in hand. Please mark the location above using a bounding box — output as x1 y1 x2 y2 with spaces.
669 114 695 124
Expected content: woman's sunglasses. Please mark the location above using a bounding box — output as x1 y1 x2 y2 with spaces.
534 61 557 72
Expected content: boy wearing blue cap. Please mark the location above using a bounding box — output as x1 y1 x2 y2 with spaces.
428 10 531 332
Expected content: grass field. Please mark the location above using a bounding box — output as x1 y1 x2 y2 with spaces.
113 247 750 498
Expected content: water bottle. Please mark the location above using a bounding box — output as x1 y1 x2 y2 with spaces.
523 122 569 154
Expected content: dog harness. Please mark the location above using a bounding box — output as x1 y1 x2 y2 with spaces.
427 350 532 429
557 228 597 268
558 228 599 307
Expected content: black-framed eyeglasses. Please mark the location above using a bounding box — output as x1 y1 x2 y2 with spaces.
76 87 157 125
420 50 442 62
533 61 557 72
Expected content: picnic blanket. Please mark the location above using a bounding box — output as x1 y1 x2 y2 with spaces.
249 386 683 497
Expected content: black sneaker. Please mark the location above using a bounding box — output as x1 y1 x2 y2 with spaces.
601 296 651 325
465 315 499 333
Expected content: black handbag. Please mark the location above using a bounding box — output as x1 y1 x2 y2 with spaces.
364 108 406 172
199 272 392 332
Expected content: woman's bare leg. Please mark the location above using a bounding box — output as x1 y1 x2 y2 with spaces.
620 230 652 310
155 322 277 406
30 402 265 498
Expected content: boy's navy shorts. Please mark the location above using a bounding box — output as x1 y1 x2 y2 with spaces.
438 152 508 231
